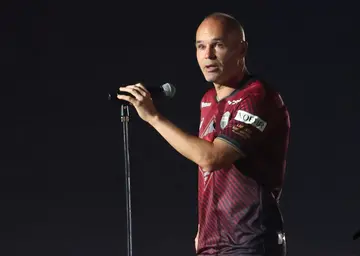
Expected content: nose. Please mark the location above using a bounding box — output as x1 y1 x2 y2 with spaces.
204 45 216 60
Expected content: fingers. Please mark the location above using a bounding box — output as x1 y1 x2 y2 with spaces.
117 83 150 104
116 94 136 105
119 86 143 100
134 83 150 94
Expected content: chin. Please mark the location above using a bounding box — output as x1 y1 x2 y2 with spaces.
204 75 219 83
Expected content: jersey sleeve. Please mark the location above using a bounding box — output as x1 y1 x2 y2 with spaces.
216 93 269 156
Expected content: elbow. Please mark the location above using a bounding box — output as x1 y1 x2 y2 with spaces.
198 154 215 172
198 152 241 172
201 164 216 173
201 160 235 172
197 143 242 172
198 157 223 172
199 165 214 173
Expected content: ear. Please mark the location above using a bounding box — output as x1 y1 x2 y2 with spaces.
239 41 248 57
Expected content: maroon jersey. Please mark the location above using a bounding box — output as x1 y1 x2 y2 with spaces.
197 75 290 255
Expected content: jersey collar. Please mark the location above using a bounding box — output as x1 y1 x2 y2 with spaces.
215 73 252 103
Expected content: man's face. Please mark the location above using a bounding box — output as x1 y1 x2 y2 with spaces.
195 19 245 84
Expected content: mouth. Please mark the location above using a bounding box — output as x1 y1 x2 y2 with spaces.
205 64 219 72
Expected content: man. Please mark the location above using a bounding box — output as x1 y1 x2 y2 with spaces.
117 12 290 256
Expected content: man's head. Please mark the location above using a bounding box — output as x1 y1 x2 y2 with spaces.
195 13 247 85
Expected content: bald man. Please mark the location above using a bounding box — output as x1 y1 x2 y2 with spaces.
118 13 290 256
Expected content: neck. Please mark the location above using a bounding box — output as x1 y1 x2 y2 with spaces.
214 68 248 101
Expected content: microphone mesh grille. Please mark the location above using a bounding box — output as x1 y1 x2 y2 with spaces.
161 83 176 98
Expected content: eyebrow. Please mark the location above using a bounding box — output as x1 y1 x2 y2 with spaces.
195 38 225 44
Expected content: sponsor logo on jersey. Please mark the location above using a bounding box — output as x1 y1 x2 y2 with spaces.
201 102 211 108
220 111 231 129
227 99 242 105
234 110 267 132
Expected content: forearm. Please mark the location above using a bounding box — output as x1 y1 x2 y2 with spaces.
148 114 214 169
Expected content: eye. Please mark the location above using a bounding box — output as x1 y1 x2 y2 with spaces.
196 44 206 50
216 42 225 49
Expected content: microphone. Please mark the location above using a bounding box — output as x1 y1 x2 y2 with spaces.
107 83 176 104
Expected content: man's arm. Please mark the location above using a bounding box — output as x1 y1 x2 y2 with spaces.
117 83 244 172
149 113 244 172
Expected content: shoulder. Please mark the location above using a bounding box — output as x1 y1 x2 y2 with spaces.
240 76 284 105
241 76 270 99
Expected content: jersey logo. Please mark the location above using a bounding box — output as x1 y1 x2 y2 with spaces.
220 111 231 129
201 102 211 108
227 99 242 105
234 110 267 132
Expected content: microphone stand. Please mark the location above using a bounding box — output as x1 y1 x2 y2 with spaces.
121 104 133 256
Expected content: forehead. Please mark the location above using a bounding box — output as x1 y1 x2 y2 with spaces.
196 19 228 42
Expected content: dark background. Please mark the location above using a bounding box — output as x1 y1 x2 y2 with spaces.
1 1 360 255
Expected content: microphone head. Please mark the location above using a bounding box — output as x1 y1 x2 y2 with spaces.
161 83 176 98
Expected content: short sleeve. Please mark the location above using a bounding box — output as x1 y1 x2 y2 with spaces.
216 93 269 155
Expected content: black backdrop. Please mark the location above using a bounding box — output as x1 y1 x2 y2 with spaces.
1 1 360 255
